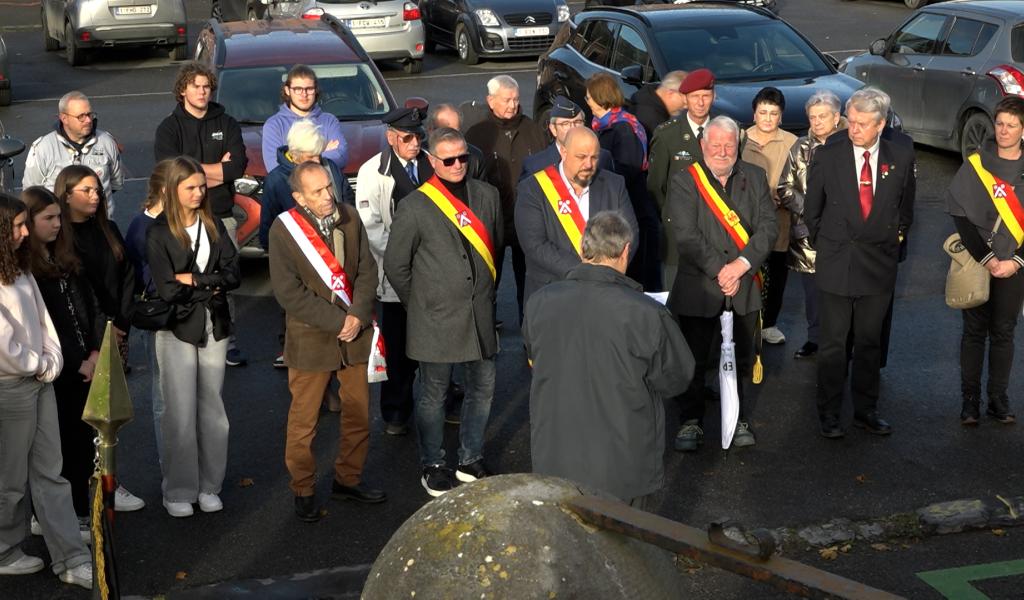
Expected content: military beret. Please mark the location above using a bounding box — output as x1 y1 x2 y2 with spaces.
679 68 715 94
550 95 583 120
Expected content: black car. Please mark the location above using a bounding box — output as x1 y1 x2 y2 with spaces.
583 0 777 13
419 0 570 64
840 0 1024 158
535 2 863 132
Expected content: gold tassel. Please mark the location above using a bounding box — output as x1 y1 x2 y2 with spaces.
752 310 764 385
90 475 109 599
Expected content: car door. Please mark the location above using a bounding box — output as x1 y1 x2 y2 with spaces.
607 23 652 98
873 11 950 133
920 17 999 140
433 0 459 39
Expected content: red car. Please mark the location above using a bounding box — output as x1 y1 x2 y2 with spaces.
195 13 425 256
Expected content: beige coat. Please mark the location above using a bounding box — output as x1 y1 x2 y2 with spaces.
742 126 798 251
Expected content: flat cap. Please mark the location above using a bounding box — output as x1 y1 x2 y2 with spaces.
679 68 715 94
383 107 425 134
549 95 583 120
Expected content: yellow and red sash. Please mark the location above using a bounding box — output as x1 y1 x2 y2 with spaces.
419 176 497 280
278 208 354 306
533 165 586 256
968 152 1024 247
688 163 763 289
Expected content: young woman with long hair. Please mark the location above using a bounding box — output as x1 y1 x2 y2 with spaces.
146 156 240 518
0 192 92 589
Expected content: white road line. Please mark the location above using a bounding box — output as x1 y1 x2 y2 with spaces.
13 90 170 105
387 68 536 80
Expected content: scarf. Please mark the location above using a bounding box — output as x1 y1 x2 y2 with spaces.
592 107 648 171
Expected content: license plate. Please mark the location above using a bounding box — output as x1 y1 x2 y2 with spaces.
115 5 152 15
346 17 386 29
514 26 548 37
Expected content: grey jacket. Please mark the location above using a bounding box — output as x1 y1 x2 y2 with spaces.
23 127 124 213
524 263 694 501
384 178 504 363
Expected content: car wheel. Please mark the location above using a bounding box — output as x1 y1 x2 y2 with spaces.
170 44 187 60
42 10 60 50
456 24 479 65
960 112 992 160
0 87 10 107
404 58 423 75
65 22 87 66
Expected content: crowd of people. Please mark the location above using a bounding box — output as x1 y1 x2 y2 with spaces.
3 56 1024 588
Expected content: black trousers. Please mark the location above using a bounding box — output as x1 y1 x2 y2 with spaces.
763 251 789 328
494 241 527 324
677 310 757 426
961 272 1024 400
818 290 890 419
53 369 94 517
379 301 418 425
625 193 663 292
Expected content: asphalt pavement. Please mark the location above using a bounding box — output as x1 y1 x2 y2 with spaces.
1 0 1023 598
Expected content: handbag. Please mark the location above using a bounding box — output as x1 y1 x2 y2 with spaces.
130 222 203 331
944 217 1001 310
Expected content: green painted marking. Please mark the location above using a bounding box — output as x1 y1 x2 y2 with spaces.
917 559 1024 599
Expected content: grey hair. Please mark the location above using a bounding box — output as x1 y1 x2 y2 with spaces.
486 75 519 96
658 71 688 92
846 87 890 122
427 127 467 154
704 115 741 143
581 211 632 262
426 103 463 132
805 90 841 115
286 119 326 156
59 90 89 114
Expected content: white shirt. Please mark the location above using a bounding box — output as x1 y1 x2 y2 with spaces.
558 162 590 221
853 138 881 195
687 113 709 139
185 219 210 273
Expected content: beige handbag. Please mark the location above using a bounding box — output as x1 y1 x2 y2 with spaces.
944 217 1000 309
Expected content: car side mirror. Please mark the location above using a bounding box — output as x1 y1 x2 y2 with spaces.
620 64 644 86
0 137 25 161
869 39 887 56
405 96 428 110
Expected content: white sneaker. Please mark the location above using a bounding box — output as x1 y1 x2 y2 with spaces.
198 493 223 513
761 326 786 345
163 498 194 518
58 562 93 589
77 517 93 544
29 515 42 536
0 554 45 575
114 485 145 512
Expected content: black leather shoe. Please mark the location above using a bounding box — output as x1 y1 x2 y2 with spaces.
986 399 1017 424
294 495 320 522
819 415 844 439
794 342 818 359
960 394 980 426
853 412 892 436
332 481 387 504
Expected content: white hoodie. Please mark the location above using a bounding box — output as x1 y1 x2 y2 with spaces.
0 273 63 382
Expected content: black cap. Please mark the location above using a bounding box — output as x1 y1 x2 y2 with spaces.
383 107 425 135
549 95 582 120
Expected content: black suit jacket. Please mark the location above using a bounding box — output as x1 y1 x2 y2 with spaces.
805 137 915 297
515 167 639 303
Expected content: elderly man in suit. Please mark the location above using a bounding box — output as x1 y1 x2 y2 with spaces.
516 127 639 304
269 162 385 523
384 127 503 498
805 88 915 439
667 115 776 452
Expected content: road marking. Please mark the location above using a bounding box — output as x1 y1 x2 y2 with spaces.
388 68 535 81
918 559 1024 599
13 90 169 105
1 24 42 31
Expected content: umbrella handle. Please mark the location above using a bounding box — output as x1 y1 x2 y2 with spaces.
724 296 733 312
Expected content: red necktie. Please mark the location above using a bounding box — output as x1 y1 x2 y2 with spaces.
859 150 873 220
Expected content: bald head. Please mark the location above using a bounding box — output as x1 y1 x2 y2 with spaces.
559 127 600 191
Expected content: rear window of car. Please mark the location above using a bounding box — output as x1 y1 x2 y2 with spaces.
654 21 830 83
942 18 997 57
217 63 392 124
1014 25 1024 63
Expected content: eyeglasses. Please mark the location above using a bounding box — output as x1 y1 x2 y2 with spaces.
288 86 317 95
394 131 423 144
63 112 96 123
72 186 100 196
554 119 585 129
434 153 470 167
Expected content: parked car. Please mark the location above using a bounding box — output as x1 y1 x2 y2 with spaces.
0 34 10 106
195 14 425 256
535 2 863 132
41 0 188 66
840 0 1024 158
298 1 425 73
420 0 571 65
0 120 25 193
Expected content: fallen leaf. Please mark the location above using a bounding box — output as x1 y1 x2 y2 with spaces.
239 478 255 488
175 571 188 580
870 543 891 552
839 544 852 553
819 547 839 561
992 529 1006 536
854 474 868 484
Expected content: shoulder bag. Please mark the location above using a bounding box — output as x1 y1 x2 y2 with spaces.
944 217 1000 310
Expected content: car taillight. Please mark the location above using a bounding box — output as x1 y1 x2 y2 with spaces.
302 7 324 19
988 65 1024 97
403 1 420 21
177 26 185 36
80 31 91 42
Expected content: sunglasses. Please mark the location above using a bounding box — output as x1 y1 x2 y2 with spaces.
393 130 424 144
434 153 470 167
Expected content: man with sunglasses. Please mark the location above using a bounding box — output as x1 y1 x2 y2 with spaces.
384 127 503 497
23 90 124 214
355 107 433 437
262 64 348 173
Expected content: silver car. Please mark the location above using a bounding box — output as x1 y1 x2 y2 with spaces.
41 0 188 66
294 0 426 73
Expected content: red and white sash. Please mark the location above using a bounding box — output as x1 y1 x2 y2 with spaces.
278 208 353 306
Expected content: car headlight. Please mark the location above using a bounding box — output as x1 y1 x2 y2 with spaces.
474 9 500 27
557 5 569 22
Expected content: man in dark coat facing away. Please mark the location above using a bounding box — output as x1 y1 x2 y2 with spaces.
525 211 694 509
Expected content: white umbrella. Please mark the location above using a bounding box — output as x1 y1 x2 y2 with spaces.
720 298 740 450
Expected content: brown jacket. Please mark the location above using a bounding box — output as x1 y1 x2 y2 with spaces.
742 126 798 252
269 203 379 371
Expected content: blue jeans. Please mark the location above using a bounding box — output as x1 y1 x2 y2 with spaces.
415 359 495 467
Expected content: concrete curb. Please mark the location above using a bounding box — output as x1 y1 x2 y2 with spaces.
129 564 372 600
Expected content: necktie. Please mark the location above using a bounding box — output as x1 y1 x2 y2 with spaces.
859 150 873 220
697 125 704 140
406 160 418 185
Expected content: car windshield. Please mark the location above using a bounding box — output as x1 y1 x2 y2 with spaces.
654 21 830 82
217 63 392 124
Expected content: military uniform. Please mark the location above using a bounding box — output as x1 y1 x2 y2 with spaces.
647 115 704 280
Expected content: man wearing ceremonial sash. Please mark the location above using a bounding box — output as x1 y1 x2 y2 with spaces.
516 127 638 304
269 162 385 523
385 128 504 497
666 116 776 452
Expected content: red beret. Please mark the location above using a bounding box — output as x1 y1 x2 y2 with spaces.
679 68 715 94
